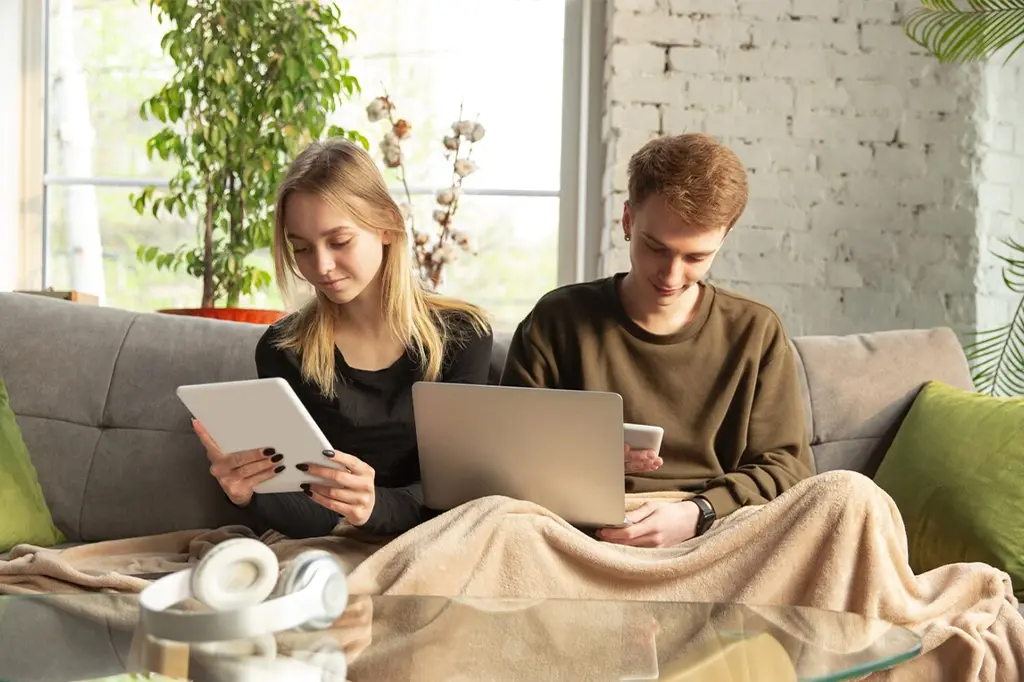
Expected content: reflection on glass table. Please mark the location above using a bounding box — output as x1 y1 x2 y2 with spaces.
0 593 920 682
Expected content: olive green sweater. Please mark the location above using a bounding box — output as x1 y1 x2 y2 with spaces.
499 274 814 519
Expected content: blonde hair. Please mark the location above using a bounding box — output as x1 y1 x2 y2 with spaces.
271 138 489 399
627 133 749 232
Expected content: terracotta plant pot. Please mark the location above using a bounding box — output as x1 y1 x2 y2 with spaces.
158 307 286 325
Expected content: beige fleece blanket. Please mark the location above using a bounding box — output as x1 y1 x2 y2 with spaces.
0 525 383 630
2 471 1022 681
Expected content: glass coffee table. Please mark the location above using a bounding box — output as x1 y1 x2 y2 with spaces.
0 593 920 681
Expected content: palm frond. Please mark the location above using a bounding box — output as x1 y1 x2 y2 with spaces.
964 235 1024 396
904 1 1024 64
995 235 1024 293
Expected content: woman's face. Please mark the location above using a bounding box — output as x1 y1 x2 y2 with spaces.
283 191 392 305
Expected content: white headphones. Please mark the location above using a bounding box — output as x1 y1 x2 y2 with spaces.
139 538 350 644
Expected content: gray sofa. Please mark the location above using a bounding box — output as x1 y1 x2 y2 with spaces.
0 291 988 679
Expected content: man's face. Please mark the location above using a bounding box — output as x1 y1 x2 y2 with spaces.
623 194 728 307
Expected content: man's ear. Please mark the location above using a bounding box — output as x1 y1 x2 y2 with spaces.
622 201 632 240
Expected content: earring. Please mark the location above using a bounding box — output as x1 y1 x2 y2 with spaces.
624 235 631 242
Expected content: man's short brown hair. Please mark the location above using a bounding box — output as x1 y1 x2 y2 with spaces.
626 133 748 231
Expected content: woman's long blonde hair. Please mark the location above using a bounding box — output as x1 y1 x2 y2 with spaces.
271 138 489 399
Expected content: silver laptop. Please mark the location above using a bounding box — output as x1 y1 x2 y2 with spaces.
411 381 626 527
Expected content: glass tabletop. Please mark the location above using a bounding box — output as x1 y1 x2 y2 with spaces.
0 593 921 682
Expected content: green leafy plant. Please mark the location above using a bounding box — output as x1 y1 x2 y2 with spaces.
964 238 1024 396
131 0 367 308
904 1 1024 395
904 1 1024 64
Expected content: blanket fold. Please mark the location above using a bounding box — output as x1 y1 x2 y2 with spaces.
1 470 1021 681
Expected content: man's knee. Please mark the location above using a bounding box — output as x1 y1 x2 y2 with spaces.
808 469 885 509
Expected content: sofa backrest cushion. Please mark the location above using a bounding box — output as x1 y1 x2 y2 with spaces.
488 327 977 478
0 293 978 542
0 294 259 542
791 327 975 476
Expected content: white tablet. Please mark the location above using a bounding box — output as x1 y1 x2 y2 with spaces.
176 377 347 494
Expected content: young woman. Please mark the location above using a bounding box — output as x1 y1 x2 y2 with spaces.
193 138 493 539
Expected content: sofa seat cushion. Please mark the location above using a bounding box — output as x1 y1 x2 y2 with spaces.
874 381 1024 600
0 373 66 553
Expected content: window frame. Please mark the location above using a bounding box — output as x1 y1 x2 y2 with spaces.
11 0 47 292
18 0 605 293
560 0 606 285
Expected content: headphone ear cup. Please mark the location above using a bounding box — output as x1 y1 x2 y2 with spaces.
278 550 349 631
191 538 280 612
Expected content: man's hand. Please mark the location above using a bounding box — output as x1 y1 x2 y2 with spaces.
332 594 374 664
597 500 700 548
625 443 663 474
300 451 376 526
284 595 374 674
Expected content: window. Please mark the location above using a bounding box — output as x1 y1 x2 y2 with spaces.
24 0 589 332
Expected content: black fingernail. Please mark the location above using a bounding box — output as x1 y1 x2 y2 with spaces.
263 448 275 456
296 463 309 472
274 465 285 473
304 488 313 497
300 483 310 491
322 450 335 458
271 454 283 463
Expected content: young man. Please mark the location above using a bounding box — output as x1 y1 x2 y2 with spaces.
499 132 815 548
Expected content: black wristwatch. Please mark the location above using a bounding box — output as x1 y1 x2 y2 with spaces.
691 496 716 537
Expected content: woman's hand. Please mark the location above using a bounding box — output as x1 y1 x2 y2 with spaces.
193 419 283 506
300 451 376 526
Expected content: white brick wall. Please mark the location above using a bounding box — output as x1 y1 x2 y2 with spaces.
975 60 1024 334
600 0 1000 338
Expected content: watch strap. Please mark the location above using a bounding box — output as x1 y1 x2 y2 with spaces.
691 495 715 537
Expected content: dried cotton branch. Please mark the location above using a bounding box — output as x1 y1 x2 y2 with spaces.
366 95 486 290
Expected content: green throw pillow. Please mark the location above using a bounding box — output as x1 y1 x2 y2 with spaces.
0 373 65 552
875 380 1024 599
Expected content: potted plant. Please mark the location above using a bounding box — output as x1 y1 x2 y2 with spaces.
131 0 367 323
904 1 1024 396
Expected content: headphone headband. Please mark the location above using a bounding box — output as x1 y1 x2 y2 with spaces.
138 539 349 644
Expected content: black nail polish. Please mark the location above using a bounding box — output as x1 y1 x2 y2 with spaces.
274 465 285 474
296 463 309 472
271 454 283 463
300 483 310 491
263 448 275 456
322 450 335 458
304 488 313 497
